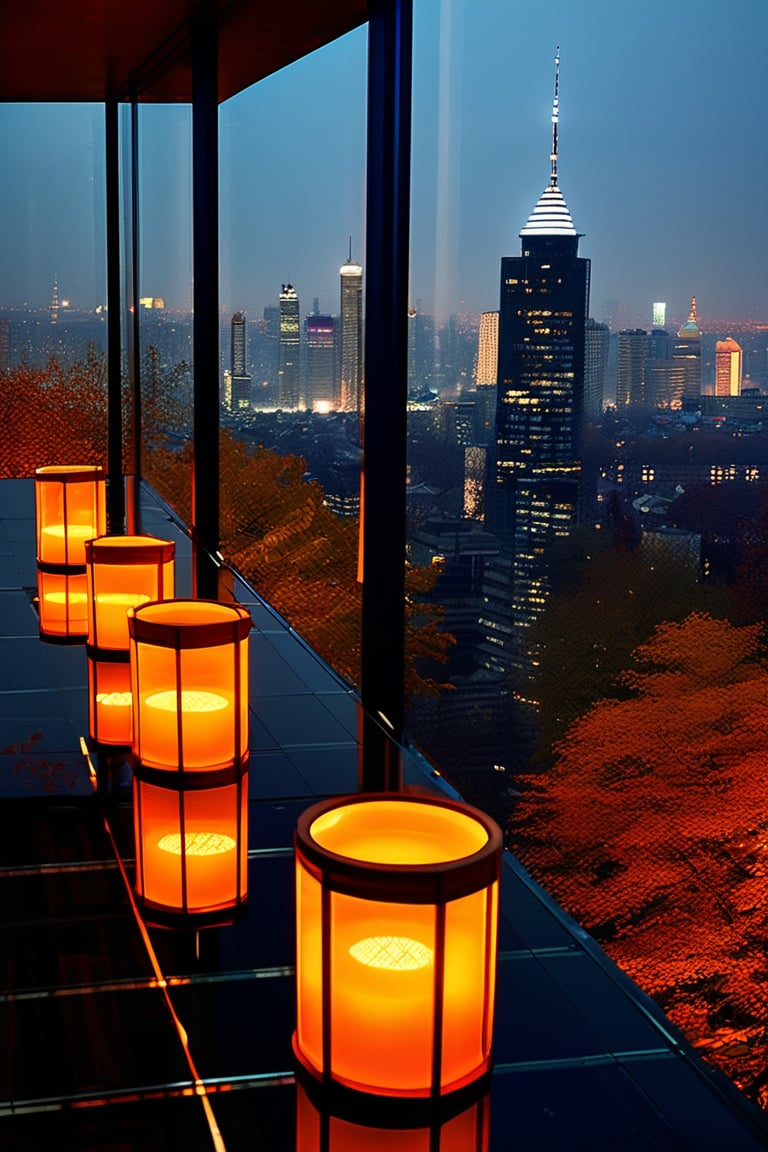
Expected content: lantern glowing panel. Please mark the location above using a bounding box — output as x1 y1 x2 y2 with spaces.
35 465 105 642
85 535 175 749
128 599 252 919
294 794 501 1100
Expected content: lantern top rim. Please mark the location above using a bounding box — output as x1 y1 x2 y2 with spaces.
128 598 252 649
296 792 502 904
35 464 104 480
86 534 175 563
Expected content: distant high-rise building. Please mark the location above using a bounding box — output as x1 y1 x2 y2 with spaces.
305 312 336 410
51 273 59 326
488 48 590 675
673 296 702 404
584 318 609 421
227 311 252 412
617 329 647 406
278 284 301 409
476 311 499 386
339 246 363 414
0 319 10 375
652 302 666 328
715 337 743 397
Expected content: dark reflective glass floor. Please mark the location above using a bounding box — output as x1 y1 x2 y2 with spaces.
2 477 768 1150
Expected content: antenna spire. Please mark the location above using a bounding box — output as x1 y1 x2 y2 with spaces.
348 235 352 263
550 46 560 186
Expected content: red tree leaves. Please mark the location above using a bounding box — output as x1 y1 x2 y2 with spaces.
512 613 768 1105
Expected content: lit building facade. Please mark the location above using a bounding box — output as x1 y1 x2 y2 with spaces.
584 317 609 421
488 50 590 674
278 283 300 409
339 251 363 413
305 312 337 410
673 295 702 404
228 310 252 411
715 336 743 396
617 328 647 407
476 311 499 386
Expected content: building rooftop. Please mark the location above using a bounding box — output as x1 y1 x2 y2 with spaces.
2 476 768 1149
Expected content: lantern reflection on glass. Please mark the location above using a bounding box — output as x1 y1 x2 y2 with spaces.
295 1080 490 1152
85 535 175 749
294 793 501 1100
35 465 105 642
128 599 251 920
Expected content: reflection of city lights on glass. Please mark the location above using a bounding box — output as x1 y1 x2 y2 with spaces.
96 691 132 708
96 592 151 607
42 524 95 540
158 831 236 856
146 690 228 713
44 591 88 604
349 935 433 971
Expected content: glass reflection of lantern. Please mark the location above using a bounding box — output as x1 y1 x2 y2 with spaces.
294 793 501 1100
295 1080 490 1152
35 465 105 642
85 535 175 749
128 599 251 922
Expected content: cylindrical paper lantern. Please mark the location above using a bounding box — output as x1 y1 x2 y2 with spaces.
35 465 105 642
128 599 251 920
294 793 501 1100
85 535 175 748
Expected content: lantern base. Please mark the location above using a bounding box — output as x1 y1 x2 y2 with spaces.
135 895 248 932
292 1040 492 1125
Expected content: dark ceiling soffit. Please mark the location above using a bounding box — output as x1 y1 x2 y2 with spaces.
0 1 368 105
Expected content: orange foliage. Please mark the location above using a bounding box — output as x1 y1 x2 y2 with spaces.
0 353 107 478
512 613 768 1106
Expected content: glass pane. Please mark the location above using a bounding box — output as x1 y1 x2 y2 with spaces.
408 0 768 1113
135 104 194 523
0 104 107 479
218 28 367 688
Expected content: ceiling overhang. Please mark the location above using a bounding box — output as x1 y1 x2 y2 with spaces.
0 0 368 104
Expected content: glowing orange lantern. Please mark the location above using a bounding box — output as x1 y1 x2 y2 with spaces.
35 465 105 642
128 599 251 921
294 793 501 1100
295 1080 490 1152
85 535 175 748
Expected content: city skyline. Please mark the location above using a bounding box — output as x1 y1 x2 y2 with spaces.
0 1 765 326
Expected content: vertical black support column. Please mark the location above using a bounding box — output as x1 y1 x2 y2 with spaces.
105 98 125 534
359 0 413 791
191 11 220 600
126 97 142 532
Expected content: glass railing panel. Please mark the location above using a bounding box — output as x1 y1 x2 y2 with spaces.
218 28 367 688
134 104 194 524
408 0 768 1112
0 104 107 479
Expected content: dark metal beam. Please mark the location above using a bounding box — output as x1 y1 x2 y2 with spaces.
105 98 125 534
191 11 220 599
359 0 413 790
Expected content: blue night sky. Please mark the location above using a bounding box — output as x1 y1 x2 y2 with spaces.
0 0 765 329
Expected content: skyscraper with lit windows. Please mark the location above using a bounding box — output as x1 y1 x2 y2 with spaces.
278 284 300 409
339 246 363 414
715 337 743 396
486 49 590 677
673 296 702 404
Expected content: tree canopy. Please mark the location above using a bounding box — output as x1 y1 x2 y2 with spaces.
512 612 768 1106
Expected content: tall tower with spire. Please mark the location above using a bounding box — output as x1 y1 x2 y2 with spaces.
339 240 363 414
50 273 59 326
673 295 702 405
486 48 591 678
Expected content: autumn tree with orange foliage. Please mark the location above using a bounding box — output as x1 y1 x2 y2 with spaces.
0 350 108 478
148 430 452 694
512 612 768 1107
